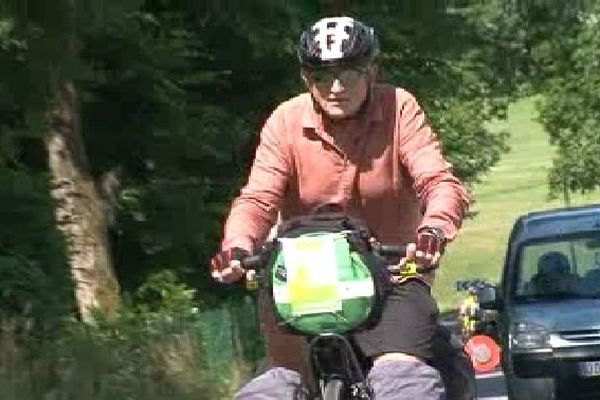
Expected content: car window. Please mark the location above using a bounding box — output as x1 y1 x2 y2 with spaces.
516 234 600 300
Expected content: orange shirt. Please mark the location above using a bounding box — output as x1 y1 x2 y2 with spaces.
222 83 470 252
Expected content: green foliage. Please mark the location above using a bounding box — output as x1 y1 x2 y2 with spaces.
74 2 308 294
0 270 259 399
133 270 197 315
464 0 586 89
538 4 600 195
436 97 600 311
0 169 73 330
0 5 72 338
0 308 225 400
464 0 600 195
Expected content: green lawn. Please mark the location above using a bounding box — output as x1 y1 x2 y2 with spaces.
433 97 599 311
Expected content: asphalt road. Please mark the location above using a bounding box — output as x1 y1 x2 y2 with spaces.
476 369 507 400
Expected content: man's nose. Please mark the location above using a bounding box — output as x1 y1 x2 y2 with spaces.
330 78 345 92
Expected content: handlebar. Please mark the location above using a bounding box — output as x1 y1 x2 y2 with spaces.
237 239 438 290
238 254 266 290
372 243 407 257
372 243 438 274
240 242 409 269
240 254 264 269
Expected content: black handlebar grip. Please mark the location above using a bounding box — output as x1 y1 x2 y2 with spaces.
377 244 407 257
416 264 438 274
241 255 263 269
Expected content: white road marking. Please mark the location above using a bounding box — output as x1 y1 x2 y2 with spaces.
477 370 504 380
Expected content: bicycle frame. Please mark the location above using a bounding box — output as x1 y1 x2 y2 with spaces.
309 333 372 399
241 235 433 399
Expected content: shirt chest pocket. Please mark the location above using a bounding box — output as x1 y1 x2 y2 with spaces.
292 132 352 205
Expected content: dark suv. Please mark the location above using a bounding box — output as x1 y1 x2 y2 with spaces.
480 204 600 400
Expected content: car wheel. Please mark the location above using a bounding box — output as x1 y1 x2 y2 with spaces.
505 372 555 400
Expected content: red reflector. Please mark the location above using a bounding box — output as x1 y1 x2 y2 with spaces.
464 334 501 373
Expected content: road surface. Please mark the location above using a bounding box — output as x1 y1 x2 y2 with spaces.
476 369 507 400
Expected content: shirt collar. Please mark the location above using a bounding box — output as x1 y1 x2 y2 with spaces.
301 95 319 129
301 86 383 131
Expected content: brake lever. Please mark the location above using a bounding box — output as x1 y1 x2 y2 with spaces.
240 254 265 291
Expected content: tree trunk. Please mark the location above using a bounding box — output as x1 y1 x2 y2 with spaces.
45 81 119 322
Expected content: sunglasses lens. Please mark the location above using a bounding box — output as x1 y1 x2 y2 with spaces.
310 69 336 84
309 67 366 85
339 69 363 83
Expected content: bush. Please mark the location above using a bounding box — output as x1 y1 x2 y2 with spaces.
0 270 261 400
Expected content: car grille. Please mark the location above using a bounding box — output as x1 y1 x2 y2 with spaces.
559 329 600 343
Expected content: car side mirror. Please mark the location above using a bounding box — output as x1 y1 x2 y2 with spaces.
478 285 503 310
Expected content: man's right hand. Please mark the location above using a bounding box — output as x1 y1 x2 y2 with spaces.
210 248 248 283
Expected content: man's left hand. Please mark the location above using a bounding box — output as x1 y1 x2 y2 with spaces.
399 227 446 272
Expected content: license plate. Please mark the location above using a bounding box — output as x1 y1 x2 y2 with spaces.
578 361 600 377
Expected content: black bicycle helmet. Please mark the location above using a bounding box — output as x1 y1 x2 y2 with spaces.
298 16 379 69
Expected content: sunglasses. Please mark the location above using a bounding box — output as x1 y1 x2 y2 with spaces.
307 67 368 86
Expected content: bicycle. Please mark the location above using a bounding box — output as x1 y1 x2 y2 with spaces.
240 229 450 400
455 279 501 373
455 279 487 343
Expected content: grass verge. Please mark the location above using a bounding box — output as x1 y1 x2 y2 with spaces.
434 96 599 311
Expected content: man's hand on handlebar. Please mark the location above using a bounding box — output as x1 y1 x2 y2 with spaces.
210 247 249 283
211 227 446 284
398 227 446 273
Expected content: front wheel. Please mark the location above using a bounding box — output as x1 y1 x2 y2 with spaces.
322 378 344 400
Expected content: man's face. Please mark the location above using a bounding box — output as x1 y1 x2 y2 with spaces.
302 64 374 119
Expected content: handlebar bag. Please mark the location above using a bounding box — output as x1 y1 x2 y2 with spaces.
266 212 390 336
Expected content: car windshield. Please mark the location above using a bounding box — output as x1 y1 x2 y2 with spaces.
515 233 600 302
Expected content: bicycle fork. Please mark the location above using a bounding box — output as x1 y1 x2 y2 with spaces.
309 333 372 399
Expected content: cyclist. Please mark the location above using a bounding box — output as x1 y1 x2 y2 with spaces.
210 16 471 399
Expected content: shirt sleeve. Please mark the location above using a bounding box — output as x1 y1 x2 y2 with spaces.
395 89 471 240
221 110 292 252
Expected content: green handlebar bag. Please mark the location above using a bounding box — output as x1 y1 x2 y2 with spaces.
268 231 386 336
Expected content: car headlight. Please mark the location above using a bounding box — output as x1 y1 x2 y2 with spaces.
510 321 551 351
